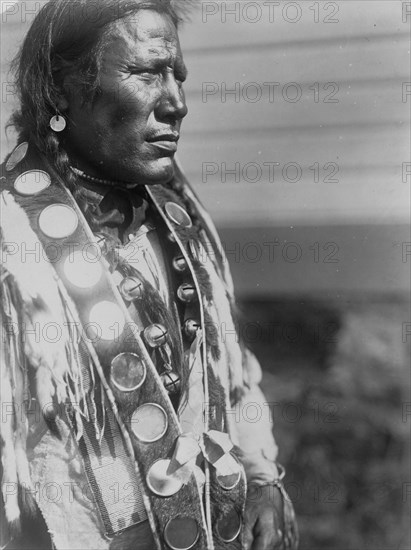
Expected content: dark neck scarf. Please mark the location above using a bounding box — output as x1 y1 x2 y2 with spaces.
74 180 149 243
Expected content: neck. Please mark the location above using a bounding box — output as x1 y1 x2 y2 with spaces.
64 141 139 189
70 166 139 190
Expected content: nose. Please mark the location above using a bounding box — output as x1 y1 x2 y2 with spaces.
156 71 188 122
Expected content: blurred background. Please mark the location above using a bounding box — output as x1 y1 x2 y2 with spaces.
1 0 410 548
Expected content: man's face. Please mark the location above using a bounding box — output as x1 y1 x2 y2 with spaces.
63 10 188 185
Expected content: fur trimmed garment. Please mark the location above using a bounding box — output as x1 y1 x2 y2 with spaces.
1 149 280 549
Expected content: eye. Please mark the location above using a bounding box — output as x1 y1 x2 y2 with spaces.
129 67 158 78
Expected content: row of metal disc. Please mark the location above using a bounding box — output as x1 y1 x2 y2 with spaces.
7 144 242 548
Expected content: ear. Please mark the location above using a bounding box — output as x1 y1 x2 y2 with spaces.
58 72 85 111
56 96 69 113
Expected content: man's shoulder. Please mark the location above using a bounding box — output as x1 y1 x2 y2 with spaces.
2 141 28 192
0 142 55 211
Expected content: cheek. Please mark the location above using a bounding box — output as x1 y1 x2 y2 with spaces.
105 84 156 128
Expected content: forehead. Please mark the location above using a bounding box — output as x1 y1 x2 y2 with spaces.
106 10 182 59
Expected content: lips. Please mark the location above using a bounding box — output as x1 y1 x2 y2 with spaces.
147 133 179 154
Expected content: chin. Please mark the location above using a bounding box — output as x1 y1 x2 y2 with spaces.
137 158 175 186
105 157 175 186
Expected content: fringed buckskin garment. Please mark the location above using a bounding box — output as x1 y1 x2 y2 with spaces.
0 142 295 550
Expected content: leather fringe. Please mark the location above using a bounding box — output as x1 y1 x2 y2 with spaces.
0 191 96 528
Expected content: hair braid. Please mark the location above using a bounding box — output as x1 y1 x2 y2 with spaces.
43 132 77 191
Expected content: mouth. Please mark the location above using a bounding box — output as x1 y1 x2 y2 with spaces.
147 133 179 154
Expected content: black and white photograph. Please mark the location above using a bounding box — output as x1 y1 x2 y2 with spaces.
0 1 410 549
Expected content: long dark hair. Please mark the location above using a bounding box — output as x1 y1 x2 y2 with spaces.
9 0 187 186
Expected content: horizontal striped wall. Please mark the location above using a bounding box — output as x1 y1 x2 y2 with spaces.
1 0 410 295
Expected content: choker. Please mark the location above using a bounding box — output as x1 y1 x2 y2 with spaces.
70 166 138 189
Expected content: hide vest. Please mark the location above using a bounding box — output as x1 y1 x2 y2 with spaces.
1 142 252 550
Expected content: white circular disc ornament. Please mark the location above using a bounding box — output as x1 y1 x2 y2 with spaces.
216 509 242 543
63 251 102 288
6 142 29 172
110 353 146 392
14 170 51 196
131 403 168 442
216 456 242 491
146 459 183 497
38 204 78 239
50 115 66 132
88 301 125 341
164 202 192 228
163 517 200 550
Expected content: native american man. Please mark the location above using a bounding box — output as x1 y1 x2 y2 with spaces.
0 1 298 549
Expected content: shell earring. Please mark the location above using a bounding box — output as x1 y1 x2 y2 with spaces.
49 112 66 132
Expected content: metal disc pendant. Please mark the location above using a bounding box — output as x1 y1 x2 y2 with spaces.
165 202 192 229
63 250 102 289
87 301 125 341
38 204 78 239
160 371 181 395
177 284 197 303
6 142 29 172
172 256 187 273
131 403 168 442
216 509 242 543
14 170 51 196
110 353 146 392
119 276 143 301
50 115 66 132
144 323 168 348
183 319 201 342
146 459 183 497
164 517 199 550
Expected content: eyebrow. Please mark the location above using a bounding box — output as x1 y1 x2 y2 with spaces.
131 54 188 79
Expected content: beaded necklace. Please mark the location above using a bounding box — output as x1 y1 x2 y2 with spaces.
70 166 138 189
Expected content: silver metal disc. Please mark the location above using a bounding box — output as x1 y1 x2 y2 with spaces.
63 250 102 288
119 276 143 301
216 509 242 543
50 115 66 132
87 301 125 341
143 323 168 348
164 202 192 229
177 284 197 303
110 353 146 392
131 403 168 442
6 142 29 172
163 517 199 549
14 170 51 196
216 456 242 491
38 204 78 239
146 459 183 497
